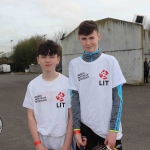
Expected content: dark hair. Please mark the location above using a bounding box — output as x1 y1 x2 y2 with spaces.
37 40 60 57
78 20 99 36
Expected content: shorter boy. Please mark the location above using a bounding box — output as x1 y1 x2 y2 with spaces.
23 40 73 150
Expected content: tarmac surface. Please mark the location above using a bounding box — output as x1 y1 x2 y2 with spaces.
0 73 150 150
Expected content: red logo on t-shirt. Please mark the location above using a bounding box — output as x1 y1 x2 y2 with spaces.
99 70 108 80
56 92 65 102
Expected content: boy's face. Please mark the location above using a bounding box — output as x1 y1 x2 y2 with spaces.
78 30 101 53
37 54 60 73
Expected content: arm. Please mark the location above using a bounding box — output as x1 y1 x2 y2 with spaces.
61 108 73 150
27 109 48 150
104 85 123 148
68 63 86 148
71 90 86 148
71 90 81 129
144 62 146 70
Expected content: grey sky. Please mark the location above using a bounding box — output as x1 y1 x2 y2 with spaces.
0 0 150 52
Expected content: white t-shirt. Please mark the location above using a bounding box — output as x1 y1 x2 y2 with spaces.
69 53 126 140
23 73 71 137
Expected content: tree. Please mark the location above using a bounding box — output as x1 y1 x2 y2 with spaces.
53 29 67 45
52 29 68 73
12 35 44 71
52 30 66 73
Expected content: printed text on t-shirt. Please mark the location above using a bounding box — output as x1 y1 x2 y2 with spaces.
78 72 89 81
34 95 47 103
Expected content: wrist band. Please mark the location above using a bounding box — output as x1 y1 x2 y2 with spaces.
34 140 41 146
74 130 81 134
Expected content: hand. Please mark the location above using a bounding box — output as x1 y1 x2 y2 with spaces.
74 133 87 149
104 132 117 149
35 144 48 150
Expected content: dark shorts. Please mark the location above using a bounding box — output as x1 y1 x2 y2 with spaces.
76 122 122 150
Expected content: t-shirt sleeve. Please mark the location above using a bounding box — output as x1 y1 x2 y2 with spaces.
69 62 78 91
112 58 126 88
23 87 34 109
67 89 71 109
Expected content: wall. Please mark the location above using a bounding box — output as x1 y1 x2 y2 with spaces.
143 30 150 60
143 29 150 76
29 65 42 73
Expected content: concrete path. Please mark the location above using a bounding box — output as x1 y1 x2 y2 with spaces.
0 74 150 150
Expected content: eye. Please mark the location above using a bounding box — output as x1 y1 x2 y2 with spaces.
41 55 46 58
90 37 94 39
50 55 55 58
81 38 86 40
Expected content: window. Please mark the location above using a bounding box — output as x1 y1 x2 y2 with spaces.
135 16 144 24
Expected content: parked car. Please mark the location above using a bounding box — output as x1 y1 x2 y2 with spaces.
0 64 11 73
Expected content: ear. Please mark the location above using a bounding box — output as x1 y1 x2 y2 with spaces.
77 36 81 43
57 56 60 64
37 57 40 64
98 33 102 41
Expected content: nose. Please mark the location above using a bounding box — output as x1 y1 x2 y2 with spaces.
86 39 90 45
45 56 51 62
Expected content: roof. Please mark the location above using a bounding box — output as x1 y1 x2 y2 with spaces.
64 17 143 39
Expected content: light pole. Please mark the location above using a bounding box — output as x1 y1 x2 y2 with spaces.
10 40 13 74
43 34 47 41
10 40 13 53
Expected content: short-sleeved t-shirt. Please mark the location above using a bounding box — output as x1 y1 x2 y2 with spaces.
69 53 126 139
23 73 71 137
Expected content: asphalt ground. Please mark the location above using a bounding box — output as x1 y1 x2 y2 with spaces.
0 74 150 150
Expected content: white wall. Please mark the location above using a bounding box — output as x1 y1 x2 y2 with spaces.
143 29 150 76
62 27 82 77
104 50 143 85
143 30 150 60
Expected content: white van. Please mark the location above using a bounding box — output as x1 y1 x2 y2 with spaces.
0 64 11 73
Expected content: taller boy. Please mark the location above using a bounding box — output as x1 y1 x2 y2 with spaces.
69 21 126 150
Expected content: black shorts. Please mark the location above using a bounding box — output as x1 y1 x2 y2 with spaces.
76 122 122 150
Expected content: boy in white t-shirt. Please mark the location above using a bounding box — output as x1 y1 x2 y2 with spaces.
69 21 126 150
23 40 73 150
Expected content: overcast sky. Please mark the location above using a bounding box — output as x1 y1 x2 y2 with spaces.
0 0 150 52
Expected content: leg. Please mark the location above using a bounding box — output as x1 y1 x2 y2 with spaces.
144 71 146 83
115 140 123 150
146 71 149 82
72 137 75 150
39 133 66 150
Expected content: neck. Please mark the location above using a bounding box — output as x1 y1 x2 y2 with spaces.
84 48 100 54
42 71 59 81
82 48 101 62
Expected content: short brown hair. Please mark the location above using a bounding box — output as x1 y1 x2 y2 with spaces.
78 20 99 36
37 40 61 57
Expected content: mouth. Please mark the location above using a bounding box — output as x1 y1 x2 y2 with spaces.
86 46 92 49
45 64 51 67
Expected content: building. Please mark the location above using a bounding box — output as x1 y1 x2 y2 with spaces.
62 17 150 85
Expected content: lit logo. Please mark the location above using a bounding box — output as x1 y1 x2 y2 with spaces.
56 92 65 108
99 70 109 86
99 70 108 80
